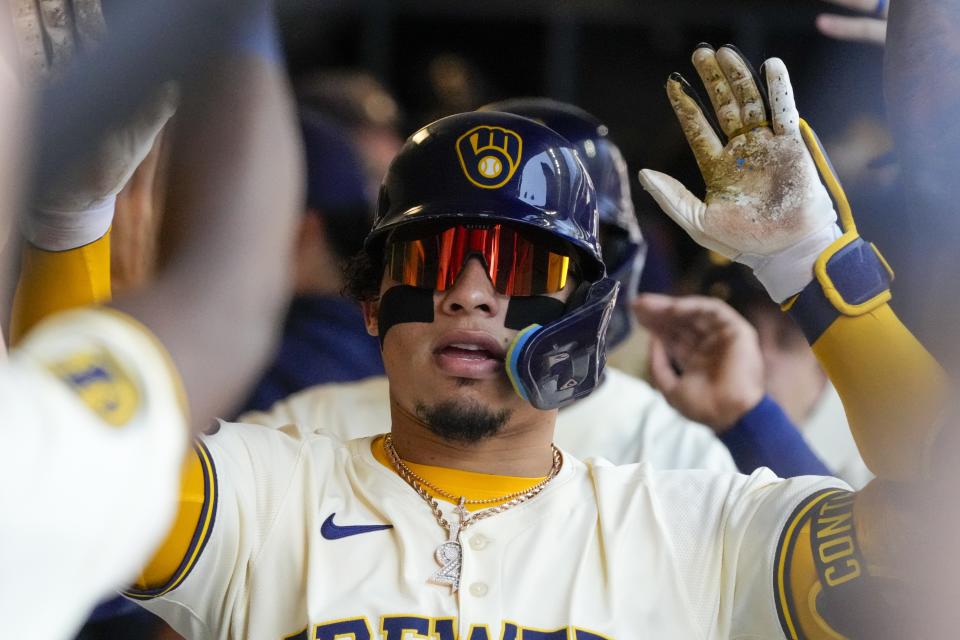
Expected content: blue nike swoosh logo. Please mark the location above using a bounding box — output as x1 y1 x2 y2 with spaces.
320 513 393 540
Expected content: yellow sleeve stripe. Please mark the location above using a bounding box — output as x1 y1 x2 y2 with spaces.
774 488 847 640
124 440 218 600
10 232 112 345
811 306 948 481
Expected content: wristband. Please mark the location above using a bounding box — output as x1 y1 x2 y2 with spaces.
786 234 894 343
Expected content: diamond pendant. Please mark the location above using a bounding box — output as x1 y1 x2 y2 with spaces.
430 539 462 592
429 498 468 593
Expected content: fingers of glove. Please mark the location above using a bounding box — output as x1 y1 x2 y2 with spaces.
36 0 76 72
637 168 702 237
816 14 887 44
666 75 724 168
637 169 738 258
128 82 179 143
716 46 767 132
12 0 48 80
692 45 744 138
763 58 801 137
73 0 107 50
95 82 176 188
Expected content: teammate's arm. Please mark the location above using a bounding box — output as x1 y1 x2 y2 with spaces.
640 44 949 638
8 0 172 343
633 292 832 477
639 46 947 484
10 3 301 430
10 3 303 592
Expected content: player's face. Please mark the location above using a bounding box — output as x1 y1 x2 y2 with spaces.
363 256 576 440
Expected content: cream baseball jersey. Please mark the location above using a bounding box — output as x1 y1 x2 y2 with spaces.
241 368 736 473
1 309 187 639
134 424 844 639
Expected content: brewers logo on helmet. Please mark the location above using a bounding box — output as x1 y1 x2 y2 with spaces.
455 125 523 189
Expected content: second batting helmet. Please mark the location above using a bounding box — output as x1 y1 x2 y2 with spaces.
480 98 646 348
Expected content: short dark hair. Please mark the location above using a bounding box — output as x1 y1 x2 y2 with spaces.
341 248 383 302
320 206 374 262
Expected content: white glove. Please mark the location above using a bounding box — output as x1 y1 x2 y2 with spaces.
639 46 841 302
13 0 177 251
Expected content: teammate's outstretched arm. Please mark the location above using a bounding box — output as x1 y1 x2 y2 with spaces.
8 0 175 343
639 43 950 638
639 44 948 482
0 7 188 637
640 45 947 638
9 2 302 426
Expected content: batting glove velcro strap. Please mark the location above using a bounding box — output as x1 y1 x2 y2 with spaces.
786 234 894 344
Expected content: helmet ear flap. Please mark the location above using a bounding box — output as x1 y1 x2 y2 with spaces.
506 277 620 410
566 280 592 311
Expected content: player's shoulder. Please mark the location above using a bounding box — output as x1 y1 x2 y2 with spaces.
200 418 362 468
240 375 389 431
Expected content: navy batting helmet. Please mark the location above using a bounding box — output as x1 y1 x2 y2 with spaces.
368 111 619 410
480 99 646 348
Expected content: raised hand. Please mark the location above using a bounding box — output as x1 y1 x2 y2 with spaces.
817 0 888 45
639 45 841 302
12 0 176 247
632 293 764 432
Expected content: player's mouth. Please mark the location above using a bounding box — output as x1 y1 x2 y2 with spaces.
433 330 506 379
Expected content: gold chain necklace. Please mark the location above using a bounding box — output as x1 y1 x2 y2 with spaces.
382 433 563 593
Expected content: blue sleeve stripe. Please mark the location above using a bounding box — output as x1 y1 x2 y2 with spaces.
124 440 219 600
719 395 833 477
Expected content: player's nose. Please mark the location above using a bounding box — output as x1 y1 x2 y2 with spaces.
440 257 501 318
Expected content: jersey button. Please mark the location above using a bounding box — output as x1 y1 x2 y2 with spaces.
469 534 489 550
469 582 489 597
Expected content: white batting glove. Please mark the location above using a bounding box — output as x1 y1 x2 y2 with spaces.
13 0 176 251
639 45 841 303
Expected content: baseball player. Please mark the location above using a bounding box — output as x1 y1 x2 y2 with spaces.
242 99 738 473
244 99 830 479
107 45 948 640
